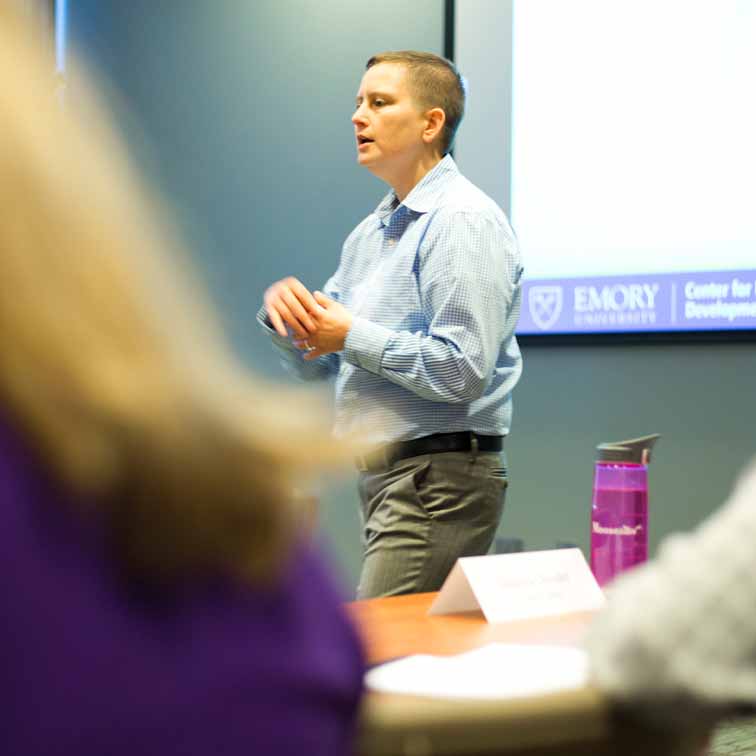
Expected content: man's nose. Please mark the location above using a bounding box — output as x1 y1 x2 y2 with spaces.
352 104 368 126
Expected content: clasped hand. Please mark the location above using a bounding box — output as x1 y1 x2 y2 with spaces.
263 276 352 360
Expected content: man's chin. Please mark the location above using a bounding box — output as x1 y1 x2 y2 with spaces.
356 154 391 183
358 160 382 177
359 161 385 179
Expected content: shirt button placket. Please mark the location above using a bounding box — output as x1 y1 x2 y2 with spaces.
386 210 403 250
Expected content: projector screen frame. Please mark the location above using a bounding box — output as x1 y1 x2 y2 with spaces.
451 0 756 344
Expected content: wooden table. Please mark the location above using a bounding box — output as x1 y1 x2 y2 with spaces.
347 592 594 667
348 592 709 756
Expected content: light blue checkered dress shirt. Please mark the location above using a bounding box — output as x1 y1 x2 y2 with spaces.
260 155 523 445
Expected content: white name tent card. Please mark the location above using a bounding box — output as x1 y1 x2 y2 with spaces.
429 548 605 623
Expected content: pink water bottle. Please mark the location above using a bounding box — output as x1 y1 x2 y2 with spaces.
590 434 660 587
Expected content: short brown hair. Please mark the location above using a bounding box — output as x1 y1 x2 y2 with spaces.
366 50 465 155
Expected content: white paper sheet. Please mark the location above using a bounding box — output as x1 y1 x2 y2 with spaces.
364 643 589 700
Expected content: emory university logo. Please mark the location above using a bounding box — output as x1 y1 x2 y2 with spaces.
528 285 563 330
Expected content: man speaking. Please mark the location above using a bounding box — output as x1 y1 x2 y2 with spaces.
260 51 522 598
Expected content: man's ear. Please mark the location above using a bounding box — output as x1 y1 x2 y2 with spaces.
422 107 446 146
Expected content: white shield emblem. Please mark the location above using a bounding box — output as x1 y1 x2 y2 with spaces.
528 285 563 330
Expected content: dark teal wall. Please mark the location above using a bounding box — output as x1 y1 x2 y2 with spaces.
70 3 756 592
507 341 756 557
70 1 445 588
70 1 445 379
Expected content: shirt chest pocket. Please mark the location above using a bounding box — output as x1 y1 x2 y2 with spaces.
358 255 425 332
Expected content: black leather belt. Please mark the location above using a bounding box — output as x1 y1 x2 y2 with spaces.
355 431 504 472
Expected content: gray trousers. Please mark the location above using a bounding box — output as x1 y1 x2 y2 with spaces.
356 449 508 599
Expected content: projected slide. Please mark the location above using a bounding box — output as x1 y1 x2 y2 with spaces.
511 1 756 334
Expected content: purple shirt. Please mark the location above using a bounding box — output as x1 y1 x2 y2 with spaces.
0 415 364 756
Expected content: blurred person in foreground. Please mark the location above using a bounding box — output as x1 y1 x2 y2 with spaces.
0 5 363 756
585 457 756 730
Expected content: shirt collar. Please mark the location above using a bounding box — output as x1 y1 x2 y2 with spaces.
374 154 459 225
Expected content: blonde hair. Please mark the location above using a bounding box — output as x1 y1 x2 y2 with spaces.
0 4 341 584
